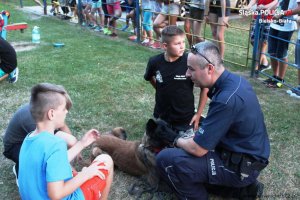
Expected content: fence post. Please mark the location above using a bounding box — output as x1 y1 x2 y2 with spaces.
251 15 261 77
20 0 23 8
135 0 140 43
77 0 83 25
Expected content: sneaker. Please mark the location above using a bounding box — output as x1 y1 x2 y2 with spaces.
103 28 111 35
88 23 94 28
128 35 137 41
121 25 129 31
239 181 264 200
150 41 162 49
258 64 271 72
8 67 19 83
287 87 300 99
109 33 118 37
141 39 149 45
267 79 284 88
90 24 98 29
94 26 103 32
82 22 86 27
262 75 276 85
12 165 19 187
69 17 78 24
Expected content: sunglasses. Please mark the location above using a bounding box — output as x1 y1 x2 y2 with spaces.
190 44 214 65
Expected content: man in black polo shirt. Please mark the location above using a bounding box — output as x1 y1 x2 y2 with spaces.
144 25 208 133
0 37 18 83
156 41 270 199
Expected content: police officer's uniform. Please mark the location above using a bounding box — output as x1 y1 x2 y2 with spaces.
156 70 270 200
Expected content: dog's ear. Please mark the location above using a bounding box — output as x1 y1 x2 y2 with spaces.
146 119 157 135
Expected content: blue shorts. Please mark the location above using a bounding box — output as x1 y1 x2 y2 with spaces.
156 148 259 199
268 27 294 59
142 10 153 32
92 0 102 9
0 68 6 78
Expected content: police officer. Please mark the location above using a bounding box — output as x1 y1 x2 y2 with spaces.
156 41 270 200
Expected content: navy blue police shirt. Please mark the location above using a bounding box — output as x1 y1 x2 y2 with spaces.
144 53 195 125
194 70 270 162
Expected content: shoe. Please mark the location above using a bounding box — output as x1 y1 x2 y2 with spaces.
90 24 98 29
8 67 19 83
69 17 78 24
287 87 300 99
262 75 276 85
150 41 161 49
88 23 94 28
267 79 284 88
128 35 137 41
12 165 19 187
121 25 129 31
239 181 264 200
109 33 118 37
94 26 103 32
258 64 271 72
141 39 149 45
104 28 112 35
82 22 86 27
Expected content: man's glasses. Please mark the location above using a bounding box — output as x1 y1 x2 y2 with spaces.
190 44 214 65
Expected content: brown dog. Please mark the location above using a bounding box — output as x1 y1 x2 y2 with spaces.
91 127 150 176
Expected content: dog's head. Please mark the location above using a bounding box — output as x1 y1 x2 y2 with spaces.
107 127 127 140
145 118 177 149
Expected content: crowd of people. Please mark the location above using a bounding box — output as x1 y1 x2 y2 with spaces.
29 0 300 98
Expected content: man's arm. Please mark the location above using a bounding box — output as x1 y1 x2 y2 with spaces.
190 87 208 130
175 137 208 157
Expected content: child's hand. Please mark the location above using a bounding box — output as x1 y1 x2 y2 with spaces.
80 129 100 148
81 162 109 180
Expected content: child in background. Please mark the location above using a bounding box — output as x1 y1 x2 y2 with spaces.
90 0 105 31
18 83 114 200
106 0 122 37
0 37 19 83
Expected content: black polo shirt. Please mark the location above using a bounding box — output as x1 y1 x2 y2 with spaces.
0 37 17 74
194 70 270 162
144 53 195 125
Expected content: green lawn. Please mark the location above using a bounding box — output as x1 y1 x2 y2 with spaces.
0 1 299 200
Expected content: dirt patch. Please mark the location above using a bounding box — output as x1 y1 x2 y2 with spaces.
10 41 37 52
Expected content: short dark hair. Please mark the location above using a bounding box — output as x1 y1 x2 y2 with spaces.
30 83 72 122
161 25 185 44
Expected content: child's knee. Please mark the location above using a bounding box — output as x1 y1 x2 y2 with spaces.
94 154 113 169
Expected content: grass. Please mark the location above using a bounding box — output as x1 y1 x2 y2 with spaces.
0 1 300 199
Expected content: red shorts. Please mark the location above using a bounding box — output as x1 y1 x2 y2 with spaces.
106 1 121 15
73 162 108 200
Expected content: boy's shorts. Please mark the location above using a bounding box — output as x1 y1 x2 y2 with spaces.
0 68 6 78
250 20 270 44
190 7 205 21
209 0 230 17
143 10 153 31
92 0 102 9
268 27 294 59
107 1 121 15
161 3 180 15
74 162 109 200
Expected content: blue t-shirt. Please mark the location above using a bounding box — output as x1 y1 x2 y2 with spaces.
19 132 84 200
194 70 270 162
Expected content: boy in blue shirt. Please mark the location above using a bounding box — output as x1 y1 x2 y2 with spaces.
19 83 114 200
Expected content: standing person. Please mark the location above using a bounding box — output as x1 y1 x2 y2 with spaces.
243 0 278 72
18 83 114 200
275 0 300 97
3 103 78 179
0 37 18 83
152 0 181 49
205 0 231 60
90 0 105 31
156 41 270 199
264 0 298 88
140 0 154 46
189 0 206 44
144 25 208 133
106 0 122 37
